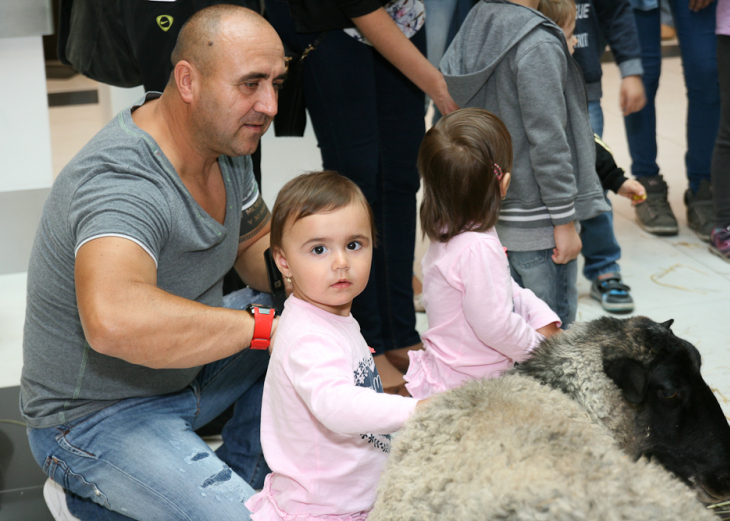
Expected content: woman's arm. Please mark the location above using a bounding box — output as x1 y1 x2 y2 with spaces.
351 7 459 115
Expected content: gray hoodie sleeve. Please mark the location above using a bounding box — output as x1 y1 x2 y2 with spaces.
514 41 578 225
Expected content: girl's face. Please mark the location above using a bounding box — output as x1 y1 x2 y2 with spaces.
274 202 373 316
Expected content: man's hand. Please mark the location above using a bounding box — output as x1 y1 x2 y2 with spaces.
619 76 646 116
617 179 647 206
552 222 582 265
689 0 715 12
536 322 561 338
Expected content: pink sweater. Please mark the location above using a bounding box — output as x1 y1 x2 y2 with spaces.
404 230 560 399
245 296 418 520
719 0 730 36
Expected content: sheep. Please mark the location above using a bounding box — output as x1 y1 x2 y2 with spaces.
369 316 730 521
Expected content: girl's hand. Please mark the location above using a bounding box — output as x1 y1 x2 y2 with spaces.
417 397 433 409
617 179 647 206
536 322 561 338
552 223 581 265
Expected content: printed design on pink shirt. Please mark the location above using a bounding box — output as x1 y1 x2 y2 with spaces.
354 355 392 454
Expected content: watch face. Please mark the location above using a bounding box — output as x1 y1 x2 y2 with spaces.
246 303 273 315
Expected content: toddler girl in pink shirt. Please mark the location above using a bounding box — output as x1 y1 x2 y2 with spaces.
245 171 426 520
404 108 562 399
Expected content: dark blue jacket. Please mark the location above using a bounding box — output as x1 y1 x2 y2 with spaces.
572 0 643 102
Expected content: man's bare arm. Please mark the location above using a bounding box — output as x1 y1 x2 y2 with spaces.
235 224 272 292
234 193 273 292
76 237 256 369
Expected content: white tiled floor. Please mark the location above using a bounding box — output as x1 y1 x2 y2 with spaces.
1 56 728 417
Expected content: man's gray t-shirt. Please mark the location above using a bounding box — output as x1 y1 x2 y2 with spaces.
20 94 259 429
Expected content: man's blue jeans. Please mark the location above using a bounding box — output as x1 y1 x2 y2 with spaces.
507 250 578 328
27 288 276 520
625 0 719 193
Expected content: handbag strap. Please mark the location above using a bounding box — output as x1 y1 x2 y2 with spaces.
299 32 328 62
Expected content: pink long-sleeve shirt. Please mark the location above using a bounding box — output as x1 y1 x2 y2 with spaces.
245 296 418 520
404 229 560 399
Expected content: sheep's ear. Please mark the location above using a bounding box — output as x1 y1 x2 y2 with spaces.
659 319 674 331
604 358 648 404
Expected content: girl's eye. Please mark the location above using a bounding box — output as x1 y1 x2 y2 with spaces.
347 241 362 251
312 245 327 255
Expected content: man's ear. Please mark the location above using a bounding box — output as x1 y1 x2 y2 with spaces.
175 60 196 103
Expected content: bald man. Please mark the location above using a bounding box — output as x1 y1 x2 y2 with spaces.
21 5 286 519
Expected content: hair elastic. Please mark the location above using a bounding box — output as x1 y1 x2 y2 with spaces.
494 163 504 181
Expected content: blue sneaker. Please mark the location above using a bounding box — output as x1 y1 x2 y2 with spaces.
590 272 634 313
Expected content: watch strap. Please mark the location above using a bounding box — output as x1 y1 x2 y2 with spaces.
250 306 275 350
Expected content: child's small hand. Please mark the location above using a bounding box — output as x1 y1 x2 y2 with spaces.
552 223 582 265
536 322 561 338
417 397 433 409
617 179 647 206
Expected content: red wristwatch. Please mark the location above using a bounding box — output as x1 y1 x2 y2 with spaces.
245 304 275 350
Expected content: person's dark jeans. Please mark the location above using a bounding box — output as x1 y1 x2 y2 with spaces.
624 0 719 193
711 35 730 229
266 0 424 354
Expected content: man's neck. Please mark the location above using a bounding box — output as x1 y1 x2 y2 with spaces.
133 92 218 184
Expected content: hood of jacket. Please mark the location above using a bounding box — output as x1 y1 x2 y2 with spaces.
441 0 568 107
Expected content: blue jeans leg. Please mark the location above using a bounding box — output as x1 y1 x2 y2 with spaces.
507 249 578 328
587 99 604 138
668 0 719 193
625 7 662 179
625 1 719 190
27 288 272 520
580 194 622 281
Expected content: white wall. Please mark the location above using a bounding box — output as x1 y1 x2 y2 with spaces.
0 36 52 192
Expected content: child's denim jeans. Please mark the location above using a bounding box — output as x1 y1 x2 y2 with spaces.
507 249 578 328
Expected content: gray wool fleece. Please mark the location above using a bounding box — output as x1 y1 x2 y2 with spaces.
441 0 609 249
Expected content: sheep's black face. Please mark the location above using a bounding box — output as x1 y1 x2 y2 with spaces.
604 321 730 504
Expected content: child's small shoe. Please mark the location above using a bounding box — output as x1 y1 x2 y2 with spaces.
590 272 634 314
709 227 730 263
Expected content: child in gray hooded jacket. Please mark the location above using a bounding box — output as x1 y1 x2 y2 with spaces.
440 0 609 326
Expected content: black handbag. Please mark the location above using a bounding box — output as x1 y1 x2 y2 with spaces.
58 0 142 88
274 33 327 137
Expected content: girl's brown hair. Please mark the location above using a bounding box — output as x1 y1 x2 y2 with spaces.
537 0 577 30
270 171 376 253
418 108 513 243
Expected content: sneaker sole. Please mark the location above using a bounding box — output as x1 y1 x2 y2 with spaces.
690 227 711 243
709 245 730 264
635 217 678 236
